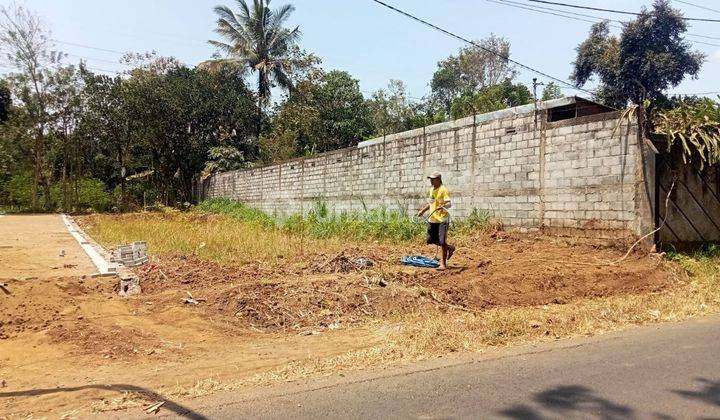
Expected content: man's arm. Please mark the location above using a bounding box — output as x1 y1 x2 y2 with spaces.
417 203 430 217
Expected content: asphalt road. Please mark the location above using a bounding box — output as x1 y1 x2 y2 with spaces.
156 317 720 419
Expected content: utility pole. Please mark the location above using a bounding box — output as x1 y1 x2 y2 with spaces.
532 78 544 129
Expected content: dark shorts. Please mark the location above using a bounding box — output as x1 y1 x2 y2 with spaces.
427 222 449 246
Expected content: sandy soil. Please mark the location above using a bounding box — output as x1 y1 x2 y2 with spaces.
0 215 96 280
0 215 673 419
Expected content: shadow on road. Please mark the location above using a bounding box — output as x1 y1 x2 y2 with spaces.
0 383 207 419
498 384 636 419
673 377 720 408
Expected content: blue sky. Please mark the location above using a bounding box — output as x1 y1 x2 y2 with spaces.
3 0 719 101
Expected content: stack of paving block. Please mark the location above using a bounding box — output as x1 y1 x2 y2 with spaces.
113 241 148 267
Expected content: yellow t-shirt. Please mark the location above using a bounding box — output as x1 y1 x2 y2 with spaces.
428 185 450 223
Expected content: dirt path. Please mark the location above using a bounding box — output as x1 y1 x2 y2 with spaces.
0 215 96 279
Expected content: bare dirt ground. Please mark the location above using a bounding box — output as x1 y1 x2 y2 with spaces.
0 215 674 418
0 214 95 280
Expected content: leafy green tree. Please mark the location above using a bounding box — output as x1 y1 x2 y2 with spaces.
541 82 563 101
571 0 704 108
450 79 533 119
45 65 84 211
431 35 515 113
209 0 301 138
78 70 133 209
268 70 372 159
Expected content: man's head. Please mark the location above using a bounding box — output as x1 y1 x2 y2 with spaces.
427 171 442 188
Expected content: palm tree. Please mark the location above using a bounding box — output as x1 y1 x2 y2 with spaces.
209 0 300 139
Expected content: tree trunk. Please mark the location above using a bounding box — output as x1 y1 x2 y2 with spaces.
31 145 39 210
62 129 68 212
256 72 264 140
117 146 126 212
41 172 52 212
35 127 52 212
256 95 263 141
62 163 67 212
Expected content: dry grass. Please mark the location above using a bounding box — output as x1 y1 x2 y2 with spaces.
80 212 348 264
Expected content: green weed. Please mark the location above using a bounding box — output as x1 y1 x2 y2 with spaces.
196 198 500 243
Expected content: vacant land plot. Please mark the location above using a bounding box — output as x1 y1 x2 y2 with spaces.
0 210 717 418
0 214 95 279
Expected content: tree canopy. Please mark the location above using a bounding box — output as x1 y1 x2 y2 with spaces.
267 70 372 160
431 35 515 112
571 0 704 108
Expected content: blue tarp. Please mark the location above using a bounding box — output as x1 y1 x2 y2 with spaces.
401 255 440 268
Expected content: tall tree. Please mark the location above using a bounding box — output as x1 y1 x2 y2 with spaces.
78 70 133 209
0 4 60 210
430 35 515 113
571 0 704 109
209 0 301 139
45 65 83 211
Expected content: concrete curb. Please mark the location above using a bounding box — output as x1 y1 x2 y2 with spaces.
61 214 118 276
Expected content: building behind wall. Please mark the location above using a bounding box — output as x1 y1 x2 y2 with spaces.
199 96 661 241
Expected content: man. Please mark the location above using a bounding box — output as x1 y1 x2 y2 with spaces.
417 171 456 270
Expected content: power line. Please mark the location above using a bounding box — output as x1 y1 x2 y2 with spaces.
528 0 720 23
668 90 720 96
53 39 127 56
64 53 129 67
490 0 720 46
369 0 596 96
673 0 720 15
497 0 720 42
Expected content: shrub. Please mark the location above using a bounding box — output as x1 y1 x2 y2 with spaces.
5 172 33 208
76 178 113 212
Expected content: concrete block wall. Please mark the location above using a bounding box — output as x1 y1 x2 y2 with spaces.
201 100 647 239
